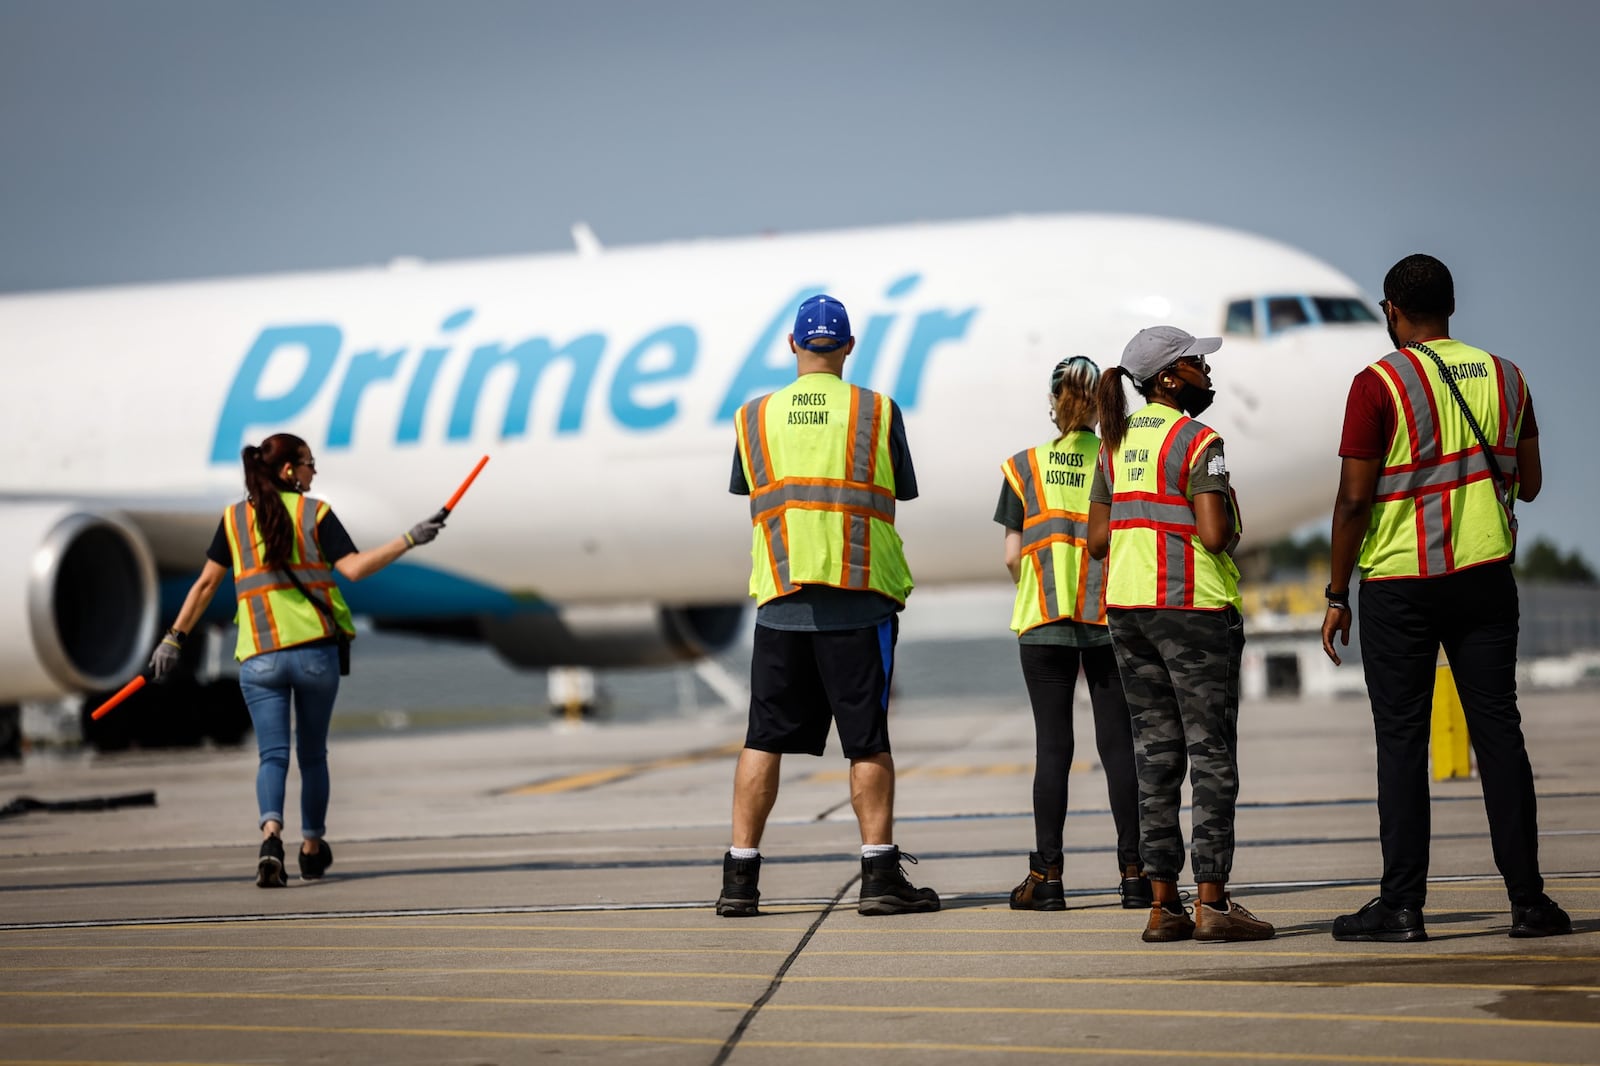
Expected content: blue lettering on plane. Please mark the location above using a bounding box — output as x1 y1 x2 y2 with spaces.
209 275 978 462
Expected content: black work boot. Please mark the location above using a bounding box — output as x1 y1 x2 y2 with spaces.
256 835 286 888
716 852 761 917
858 847 940 916
1119 863 1154 909
1010 852 1065 911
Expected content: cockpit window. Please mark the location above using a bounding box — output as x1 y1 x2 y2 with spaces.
1224 299 1254 336
1222 294 1380 337
1313 296 1380 324
1266 297 1309 333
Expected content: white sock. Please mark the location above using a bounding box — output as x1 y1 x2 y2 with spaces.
729 847 759 860
861 844 896 859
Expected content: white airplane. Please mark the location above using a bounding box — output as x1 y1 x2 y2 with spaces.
0 213 1386 742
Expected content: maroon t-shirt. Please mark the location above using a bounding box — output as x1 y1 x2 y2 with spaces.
1338 362 1538 460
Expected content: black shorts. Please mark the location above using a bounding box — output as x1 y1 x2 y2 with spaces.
746 616 897 759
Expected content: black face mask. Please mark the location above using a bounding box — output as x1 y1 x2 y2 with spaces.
1174 383 1215 417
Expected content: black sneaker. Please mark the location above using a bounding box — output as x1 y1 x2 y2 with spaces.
256 835 287 888
859 847 940 916
1119 864 1154 910
297 840 333 881
716 852 761 917
1509 896 1572 938
1331 897 1426 942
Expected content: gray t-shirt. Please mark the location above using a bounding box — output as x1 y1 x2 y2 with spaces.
731 399 917 632
993 480 1111 648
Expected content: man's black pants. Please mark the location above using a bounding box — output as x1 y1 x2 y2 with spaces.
1358 562 1545 908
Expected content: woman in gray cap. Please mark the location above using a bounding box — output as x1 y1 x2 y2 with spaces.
1086 326 1274 942
995 355 1147 913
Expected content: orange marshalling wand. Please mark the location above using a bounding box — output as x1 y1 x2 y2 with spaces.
429 455 490 523
90 675 147 721
444 455 490 513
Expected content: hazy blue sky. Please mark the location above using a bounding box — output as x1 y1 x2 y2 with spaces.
3 1 1597 564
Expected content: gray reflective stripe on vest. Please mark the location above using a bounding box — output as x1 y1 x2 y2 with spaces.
1163 420 1210 488
1020 514 1090 550
1498 359 1524 448
749 482 895 521
1418 493 1449 575
1082 553 1106 617
742 400 771 489
1161 532 1189 605
234 566 335 598
1108 498 1196 528
845 512 869 589
1384 351 1438 461
229 502 273 644
1038 546 1060 619
230 502 260 568
850 389 879 483
296 499 323 564
1374 449 1515 497
763 513 796 594
1009 449 1041 517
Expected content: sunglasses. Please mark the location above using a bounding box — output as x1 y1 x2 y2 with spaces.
296 459 317 474
1175 356 1210 375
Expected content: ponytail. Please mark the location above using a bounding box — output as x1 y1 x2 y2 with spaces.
240 433 307 569
1096 367 1134 449
1050 356 1100 440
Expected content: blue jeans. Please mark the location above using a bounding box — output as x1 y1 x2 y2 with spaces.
239 643 340 839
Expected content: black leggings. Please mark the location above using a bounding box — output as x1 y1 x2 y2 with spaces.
1018 642 1140 869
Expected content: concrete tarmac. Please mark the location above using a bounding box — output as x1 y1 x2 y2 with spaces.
1 689 1596 1065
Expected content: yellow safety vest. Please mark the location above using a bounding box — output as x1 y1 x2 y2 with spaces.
1003 431 1107 633
1359 339 1524 580
223 491 356 661
1104 403 1241 611
735 373 913 606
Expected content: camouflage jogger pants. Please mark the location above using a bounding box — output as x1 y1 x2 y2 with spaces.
1105 606 1245 883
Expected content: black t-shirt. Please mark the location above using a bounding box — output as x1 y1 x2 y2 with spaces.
730 399 917 631
206 507 358 567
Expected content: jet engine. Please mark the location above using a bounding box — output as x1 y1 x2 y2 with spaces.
478 603 745 669
0 504 159 702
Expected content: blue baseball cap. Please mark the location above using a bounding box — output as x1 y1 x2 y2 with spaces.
793 294 852 351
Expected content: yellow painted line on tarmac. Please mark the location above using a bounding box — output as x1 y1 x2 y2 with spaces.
7 943 1597 964
0 1021 720 1048
2 990 1596 1033
6 964 1598 995
0 1061 239 1066
2 944 788 956
0 1025 1578 1065
738 1042 1583 1064
504 740 742 795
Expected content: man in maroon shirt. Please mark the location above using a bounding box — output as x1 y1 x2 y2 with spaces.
1319 254 1568 943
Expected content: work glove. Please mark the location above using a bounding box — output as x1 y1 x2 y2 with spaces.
404 516 446 548
148 631 184 683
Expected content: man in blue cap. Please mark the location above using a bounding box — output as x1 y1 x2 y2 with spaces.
720 294 939 918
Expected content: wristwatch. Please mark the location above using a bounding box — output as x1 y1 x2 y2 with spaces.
1324 584 1351 610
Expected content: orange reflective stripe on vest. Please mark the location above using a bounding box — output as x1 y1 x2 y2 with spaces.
1004 433 1106 630
736 376 912 605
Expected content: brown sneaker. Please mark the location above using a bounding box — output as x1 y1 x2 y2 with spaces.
1009 852 1065 911
1142 902 1195 942
1194 895 1275 941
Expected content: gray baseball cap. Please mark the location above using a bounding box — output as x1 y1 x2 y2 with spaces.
1119 326 1222 386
